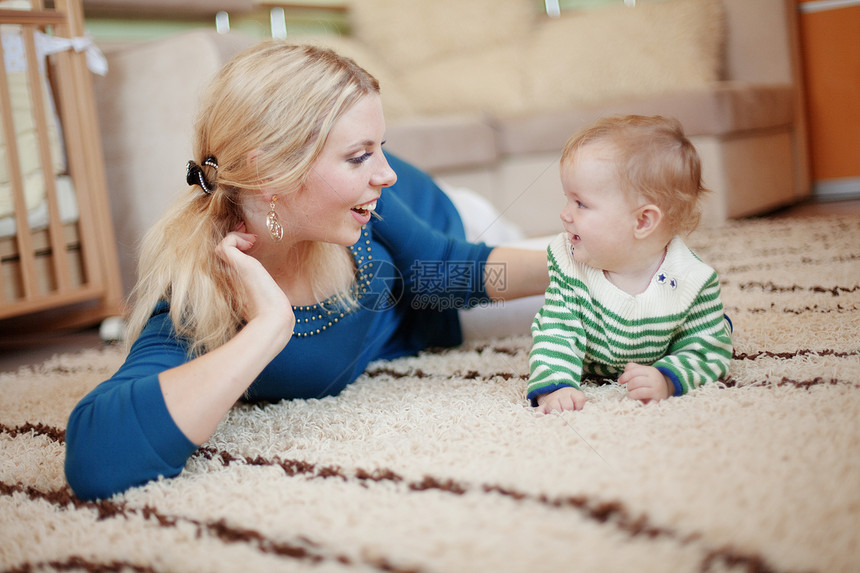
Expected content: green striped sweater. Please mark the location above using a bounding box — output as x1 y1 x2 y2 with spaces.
528 233 733 403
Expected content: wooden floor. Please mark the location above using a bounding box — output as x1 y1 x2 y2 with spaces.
1 197 859 374
767 197 860 218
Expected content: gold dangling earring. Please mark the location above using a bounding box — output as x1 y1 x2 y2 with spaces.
266 195 284 242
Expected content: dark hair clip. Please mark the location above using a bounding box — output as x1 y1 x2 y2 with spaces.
186 156 218 194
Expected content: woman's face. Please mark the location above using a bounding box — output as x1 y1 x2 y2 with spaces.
278 93 396 247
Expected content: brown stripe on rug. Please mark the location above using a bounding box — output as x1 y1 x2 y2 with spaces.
192 446 811 573
0 422 65 443
5 556 159 573
0 480 419 573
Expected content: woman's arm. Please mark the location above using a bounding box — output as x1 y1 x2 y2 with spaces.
65 232 294 500
161 231 294 445
484 246 549 301
158 313 291 445
373 186 548 305
66 314 291 501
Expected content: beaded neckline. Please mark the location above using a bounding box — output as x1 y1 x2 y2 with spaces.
290 227 373 338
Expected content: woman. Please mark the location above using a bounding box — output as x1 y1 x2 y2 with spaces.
65 41 548 501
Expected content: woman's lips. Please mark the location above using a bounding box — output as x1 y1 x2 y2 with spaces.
351 199 378 224
351 199 378 215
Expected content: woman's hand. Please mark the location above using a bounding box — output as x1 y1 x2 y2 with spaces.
215 227 294 341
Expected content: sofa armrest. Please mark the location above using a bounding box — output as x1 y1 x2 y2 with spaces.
385 114 498 173
495 83 795 156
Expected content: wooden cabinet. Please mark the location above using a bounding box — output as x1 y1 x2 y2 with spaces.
797 0 860 199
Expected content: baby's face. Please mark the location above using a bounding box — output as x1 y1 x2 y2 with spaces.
559 143 640 272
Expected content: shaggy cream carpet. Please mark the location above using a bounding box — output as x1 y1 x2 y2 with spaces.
1 215 859 573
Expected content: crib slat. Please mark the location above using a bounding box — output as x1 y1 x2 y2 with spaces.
0 37 41 301
49 13 98 291
23 24 72 293
54 0 123 307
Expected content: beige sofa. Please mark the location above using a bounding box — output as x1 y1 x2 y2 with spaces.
362 0 810 236
93 0 809 294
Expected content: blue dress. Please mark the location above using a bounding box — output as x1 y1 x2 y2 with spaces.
65 154 494 500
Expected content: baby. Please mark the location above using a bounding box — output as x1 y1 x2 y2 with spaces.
528 115 733 413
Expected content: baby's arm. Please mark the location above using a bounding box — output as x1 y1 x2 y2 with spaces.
618 363 673 403
535 386 587 413
527 307 588 410
653 275 733 395
527 241 590 411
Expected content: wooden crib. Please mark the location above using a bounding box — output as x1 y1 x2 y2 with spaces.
0 0 122 338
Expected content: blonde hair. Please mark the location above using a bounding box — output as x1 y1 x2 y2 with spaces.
561 115 708 235
126 42 380 356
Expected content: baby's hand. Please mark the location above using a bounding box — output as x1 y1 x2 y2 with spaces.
618 363 673 403
535 386 586 414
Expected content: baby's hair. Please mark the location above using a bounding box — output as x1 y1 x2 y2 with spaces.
561 115 709 235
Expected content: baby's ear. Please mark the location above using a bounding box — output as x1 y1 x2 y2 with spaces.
633 204 663 239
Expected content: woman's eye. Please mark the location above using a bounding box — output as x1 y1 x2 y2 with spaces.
348 152 373 165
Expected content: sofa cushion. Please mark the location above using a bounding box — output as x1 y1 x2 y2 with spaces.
524 0 726 114
374 0 725 119
495 83 795 156
398 44 531 118
346 0 536 75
